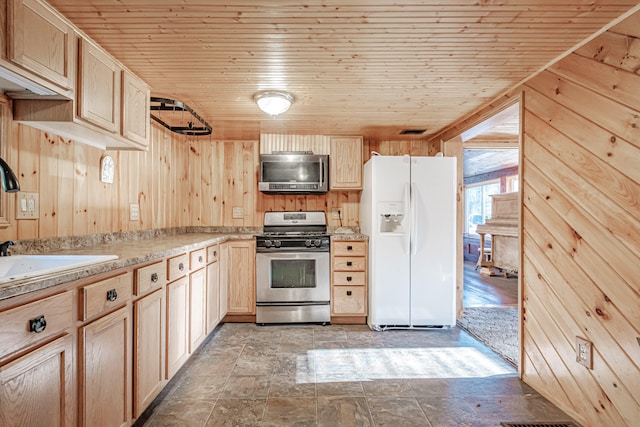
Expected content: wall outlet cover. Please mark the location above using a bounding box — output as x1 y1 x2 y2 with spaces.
16 191 39 220
576 336 593 369
130 203 140 221
232 206 243 219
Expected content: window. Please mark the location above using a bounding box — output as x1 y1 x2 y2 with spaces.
465 181 500 234
506 174 519 192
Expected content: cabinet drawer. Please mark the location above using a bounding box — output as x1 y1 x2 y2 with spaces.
167 253 188 282
332 241 367 257
190 248 206 271
332 256 366 271
135 261 166 295
0 291 73 358
333 271 366 286
207 244 219 264
332 286 366 315
81 272 132 320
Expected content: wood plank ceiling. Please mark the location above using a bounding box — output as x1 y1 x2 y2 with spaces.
47 0 639 141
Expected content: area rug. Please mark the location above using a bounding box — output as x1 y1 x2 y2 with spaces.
457 306 519 367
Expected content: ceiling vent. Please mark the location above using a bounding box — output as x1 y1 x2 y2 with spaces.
399 129 427 135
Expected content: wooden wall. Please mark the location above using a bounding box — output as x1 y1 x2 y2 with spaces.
0 99 438 241
519 13 640 427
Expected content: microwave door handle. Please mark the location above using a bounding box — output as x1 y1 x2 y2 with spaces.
320 157 325 187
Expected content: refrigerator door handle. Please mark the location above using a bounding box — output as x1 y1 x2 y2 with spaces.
404 182 411 254
411 182 419 255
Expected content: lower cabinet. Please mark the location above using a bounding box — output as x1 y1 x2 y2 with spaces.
133 288 165 418
79 305 132 427
0 334 74 427
226 240 256 316
189 267 207 352
331 240 368 323
206 251 221 334
166 276 189 379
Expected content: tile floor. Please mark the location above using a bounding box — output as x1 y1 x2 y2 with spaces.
134 323 577 427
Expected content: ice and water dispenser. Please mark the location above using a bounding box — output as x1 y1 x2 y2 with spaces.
378 201 406 233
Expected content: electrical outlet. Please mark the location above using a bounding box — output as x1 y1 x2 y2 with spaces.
331 208 342 219
129 203 140 221
232 206 243 219
576 336 593 369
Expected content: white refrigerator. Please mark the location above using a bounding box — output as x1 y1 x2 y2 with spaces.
360 155 456 329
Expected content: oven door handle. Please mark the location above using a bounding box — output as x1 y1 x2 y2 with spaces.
256 301 330 306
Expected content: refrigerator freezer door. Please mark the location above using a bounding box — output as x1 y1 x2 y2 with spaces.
363 156 412 327
409 156 456 326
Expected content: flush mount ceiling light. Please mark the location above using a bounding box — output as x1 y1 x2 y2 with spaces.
254 91 294 116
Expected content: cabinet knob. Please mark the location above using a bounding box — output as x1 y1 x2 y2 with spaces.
213 250 217 257
151 272 159 282
347 245 353 251
29 315 47 333
346 276 352 282
198 256 203 263
178 263 185 271
106 289 118 301
346 291 352 296
346 261 353 267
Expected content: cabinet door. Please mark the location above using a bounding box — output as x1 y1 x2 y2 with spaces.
206 260 220 334
8 0 74 90
122 70 150 147
330 136 363 190
80 306 131 427
78 38 121 133
0 335 74 427
219 243 229 318
133 289 165 418
189 268 206 352
226 240 256 315
166 277 189 379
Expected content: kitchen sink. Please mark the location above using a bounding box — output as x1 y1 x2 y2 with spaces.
0 254 118 284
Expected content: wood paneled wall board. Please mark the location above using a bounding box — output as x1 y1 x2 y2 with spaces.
523 184 640 330
524 130 640 257
525 86 640 185
525 71 640 148
524 112 640 223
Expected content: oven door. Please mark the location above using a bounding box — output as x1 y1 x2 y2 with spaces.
256 251 330 303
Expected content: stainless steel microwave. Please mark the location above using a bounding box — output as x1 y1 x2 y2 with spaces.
259 153 329 194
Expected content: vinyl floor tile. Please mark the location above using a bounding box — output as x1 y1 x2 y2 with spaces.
317 396 373 427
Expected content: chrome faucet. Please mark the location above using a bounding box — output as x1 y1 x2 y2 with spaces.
0 240 13 256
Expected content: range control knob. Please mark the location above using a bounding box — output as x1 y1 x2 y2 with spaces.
264 240 273 248
314 239 322 247
305 239 313 248
274 240 282 248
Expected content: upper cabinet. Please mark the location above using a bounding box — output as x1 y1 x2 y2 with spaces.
330 136 363 190
7 0 151 150
78 38 120 133
6 0 74 94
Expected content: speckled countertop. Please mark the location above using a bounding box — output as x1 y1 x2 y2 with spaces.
0 228 368 301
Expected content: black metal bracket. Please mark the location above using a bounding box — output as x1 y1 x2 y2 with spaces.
149 97 212 136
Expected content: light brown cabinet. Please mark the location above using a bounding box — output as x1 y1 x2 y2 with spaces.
225 240 256 316
7 0 74 92
189 267 206 352
121 70 150 147
0 334 74 427
331 240 368 322
133 287 165 418
165 275 189 379
330 136 363 190
206 244 221 334
219 243 229 318
79 305 132 427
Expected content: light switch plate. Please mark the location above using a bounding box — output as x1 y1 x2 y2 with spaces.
232 206 243 219
16 192 39 220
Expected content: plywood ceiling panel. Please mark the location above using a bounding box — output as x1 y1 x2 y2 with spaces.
46 0 639 140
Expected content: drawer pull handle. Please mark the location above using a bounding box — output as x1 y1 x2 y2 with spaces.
151 272 159 282
213 250 217 257
347 245 353 251
29 315 47 333
106 289 118 302
198 256 203 263
346 261 353 266
346 291 352 296
346 276 352 282
179 263 185 271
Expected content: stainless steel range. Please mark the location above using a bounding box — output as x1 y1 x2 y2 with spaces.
255 211 331 324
